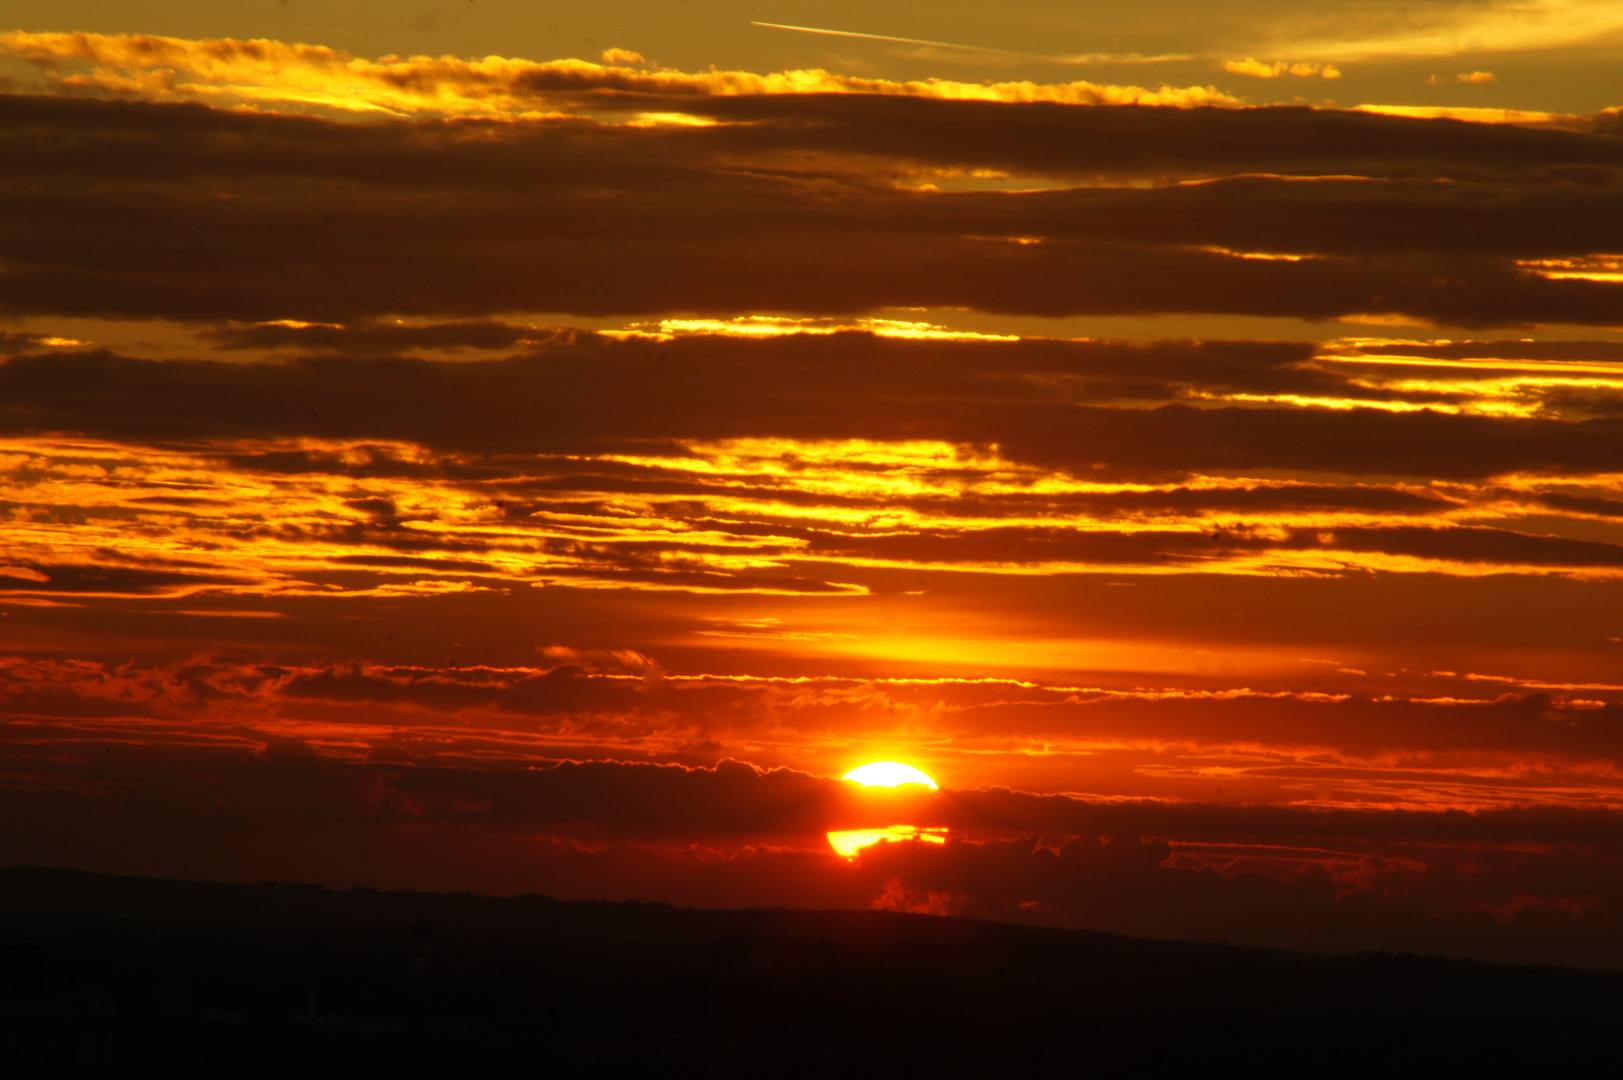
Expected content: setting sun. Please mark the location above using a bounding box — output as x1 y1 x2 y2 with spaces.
843 761 939 789
827 825 948 858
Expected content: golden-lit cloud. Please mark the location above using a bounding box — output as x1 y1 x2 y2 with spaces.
1268 0 1623 60
1519 255 1623 283
5 324 1623 616
2 418 1620 601
0 31 1241 119
1222 58 1341 79
1353 104 1562 125
1427 71 1500 85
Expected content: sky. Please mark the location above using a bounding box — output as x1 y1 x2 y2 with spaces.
3 2 1623 968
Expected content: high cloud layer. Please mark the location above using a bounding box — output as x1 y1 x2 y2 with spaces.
0 31 1240 116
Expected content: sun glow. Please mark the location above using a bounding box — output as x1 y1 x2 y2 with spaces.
843 761 939 788
826 825 948 858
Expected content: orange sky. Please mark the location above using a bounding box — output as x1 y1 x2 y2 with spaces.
3 12 1623 968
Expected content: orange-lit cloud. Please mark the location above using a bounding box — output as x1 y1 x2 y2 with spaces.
3 651 1620 811
4 735 1622 965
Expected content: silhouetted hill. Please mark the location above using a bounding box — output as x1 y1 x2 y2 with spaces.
2 866 1619 1076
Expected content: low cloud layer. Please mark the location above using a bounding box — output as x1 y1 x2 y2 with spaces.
4 743 1619 968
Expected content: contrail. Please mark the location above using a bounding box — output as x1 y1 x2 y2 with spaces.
751 21 1013 55
749 21 1190 65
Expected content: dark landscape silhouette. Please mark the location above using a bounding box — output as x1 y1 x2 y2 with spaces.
3 866 1620 1076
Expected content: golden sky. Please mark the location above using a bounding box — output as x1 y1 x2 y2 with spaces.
3 3 1623 967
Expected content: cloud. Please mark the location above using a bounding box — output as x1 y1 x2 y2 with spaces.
3 737 1623 966
2 325 1622 610
1330 340 1623 363
842 830 1623 967
599 49 648 67
0 31 1239 119
4 93 1623 332
1222 58 1341 79
6 653 1622 788
1266 0 1623 61
1537 492 1623 519
199 320 561 354
1354 104 1560 125
797 522 1623 575
675 92 1621 176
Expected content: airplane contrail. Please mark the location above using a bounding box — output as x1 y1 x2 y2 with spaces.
749 21 1191 65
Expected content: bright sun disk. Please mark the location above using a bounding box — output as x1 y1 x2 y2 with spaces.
827 825 947 858
843 761 938 789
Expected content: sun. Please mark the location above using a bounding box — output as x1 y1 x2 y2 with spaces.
842 761 938 789
827 825 946 858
